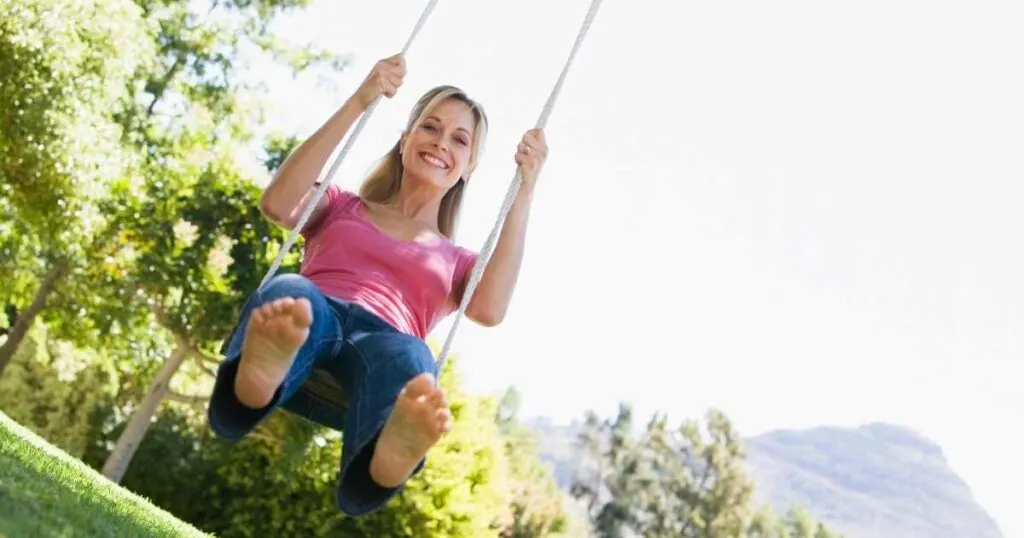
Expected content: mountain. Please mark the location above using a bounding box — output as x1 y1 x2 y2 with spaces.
744 423 1002 538
524 418 1003 538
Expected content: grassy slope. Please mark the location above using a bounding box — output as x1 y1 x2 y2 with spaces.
0 411 209 538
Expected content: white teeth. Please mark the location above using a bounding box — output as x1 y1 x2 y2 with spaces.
421 153 448 169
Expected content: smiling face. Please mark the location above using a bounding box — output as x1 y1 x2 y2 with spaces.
358 86 488 238
401 97 481 191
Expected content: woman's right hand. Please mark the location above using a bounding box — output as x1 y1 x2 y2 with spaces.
353 53 407 109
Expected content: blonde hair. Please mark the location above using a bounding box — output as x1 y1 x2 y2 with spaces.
359 85 489 238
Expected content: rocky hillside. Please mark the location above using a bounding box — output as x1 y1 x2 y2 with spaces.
525 418 1003 538
744 423 1002 538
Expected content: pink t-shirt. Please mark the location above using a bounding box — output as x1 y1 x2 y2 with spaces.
298 185 478 339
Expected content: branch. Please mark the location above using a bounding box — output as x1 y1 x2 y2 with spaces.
149 301 172 328
679 450 715 536
190 349 219 377
148 301 191 348
146 55 186 117
166 390 209 405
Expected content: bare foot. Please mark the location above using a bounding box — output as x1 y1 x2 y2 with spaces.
369 373 452 488
234 297 313 409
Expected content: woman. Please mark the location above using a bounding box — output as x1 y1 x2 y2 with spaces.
206 53 547 516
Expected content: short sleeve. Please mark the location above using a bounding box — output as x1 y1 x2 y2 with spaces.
452 246 480 302
300 183 357 239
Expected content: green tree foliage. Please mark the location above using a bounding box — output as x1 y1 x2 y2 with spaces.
79 353 576 537
0 0 153 373
1 2 840 537
1 0 583 533
0 197 43 336
82 0 349 482
495 386 576 538
0 322 118 460
747 505 841 538
1 0 352 472
571 405 841 538
0 0 148 237
350 355 510 537
261 131 302 174
98 164 293 482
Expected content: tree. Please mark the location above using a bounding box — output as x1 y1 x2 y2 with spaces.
344 354 511 537
747 505 842 538
0 319 120 461
571 404 650 537
495 386 575 538
99 163 294 482
108 353 520 537
0 0 153 374
497 385 523 428
570 405 841 538
664 409 754 536
83 0 349 483
0 0 347 375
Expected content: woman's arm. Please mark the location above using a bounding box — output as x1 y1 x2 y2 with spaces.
464 128 547 326
465 186 533 327
260 97 367 229
260 54 406 230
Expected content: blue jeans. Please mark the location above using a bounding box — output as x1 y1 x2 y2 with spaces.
206 274 438 516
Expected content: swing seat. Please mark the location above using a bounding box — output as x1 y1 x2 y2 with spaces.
279 368 352 432
300 368 350 412
219 328 350 416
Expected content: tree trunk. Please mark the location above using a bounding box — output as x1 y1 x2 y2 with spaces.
0 263 66 377
101 341 190 484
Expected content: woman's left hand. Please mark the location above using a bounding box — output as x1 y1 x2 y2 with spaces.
515 128 548 190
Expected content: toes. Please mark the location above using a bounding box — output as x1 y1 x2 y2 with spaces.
252 306 268 324
437 409 453 433
256 301 283 320
272 297 293 314
424 384 447 413
431 388 448 408
251 298 315 328
402 373 437 398
294 298 313 325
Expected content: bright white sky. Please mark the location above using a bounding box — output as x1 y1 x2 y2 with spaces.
243 0 1023 535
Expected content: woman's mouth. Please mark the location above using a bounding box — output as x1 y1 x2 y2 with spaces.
419 152 449 170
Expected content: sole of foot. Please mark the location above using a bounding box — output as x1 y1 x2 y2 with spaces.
234 296 313 409
369 372 452 488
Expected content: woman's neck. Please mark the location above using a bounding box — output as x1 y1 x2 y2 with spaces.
387 175 444 229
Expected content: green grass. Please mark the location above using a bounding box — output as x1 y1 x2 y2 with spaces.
0 411 210 537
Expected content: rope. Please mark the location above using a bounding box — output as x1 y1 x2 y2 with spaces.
258 0 440 289
436 0 604 372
